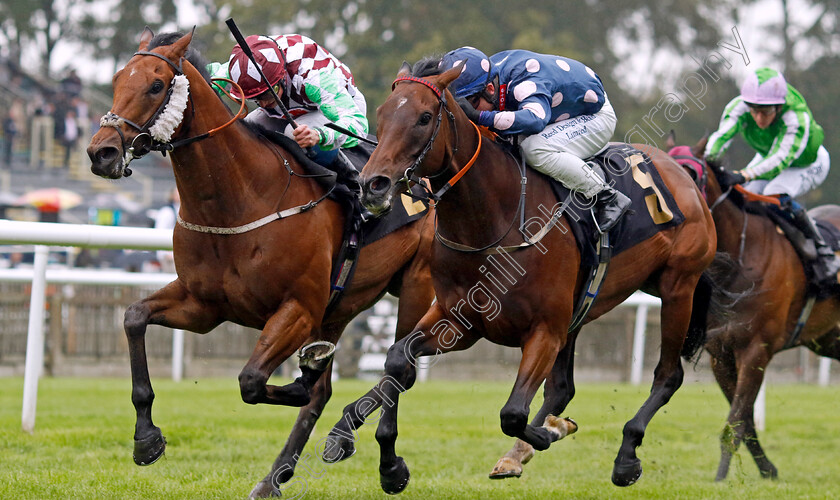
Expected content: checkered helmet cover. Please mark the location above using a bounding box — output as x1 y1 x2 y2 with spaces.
228 35 287 99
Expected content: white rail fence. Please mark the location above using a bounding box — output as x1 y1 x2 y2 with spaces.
2 219 829 434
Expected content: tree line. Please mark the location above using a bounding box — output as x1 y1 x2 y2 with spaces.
4 0 840 204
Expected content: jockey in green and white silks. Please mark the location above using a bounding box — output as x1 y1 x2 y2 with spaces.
705 67 827 197
706 67 839 288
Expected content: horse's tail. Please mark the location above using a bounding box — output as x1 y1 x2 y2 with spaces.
681 252 749 360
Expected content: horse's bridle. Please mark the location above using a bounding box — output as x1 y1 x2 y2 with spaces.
390 75 562 254
99 50 246 174
391 76 473 202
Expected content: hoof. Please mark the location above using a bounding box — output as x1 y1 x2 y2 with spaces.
133 429 166 466
760 466 778 480
380 456 410 494
249 479 279 498
543 415 578 441
489 456 523 479
299 341 336 371
611 458 642 487
321 434 356 463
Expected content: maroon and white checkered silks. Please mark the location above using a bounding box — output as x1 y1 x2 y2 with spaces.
228 34 355 103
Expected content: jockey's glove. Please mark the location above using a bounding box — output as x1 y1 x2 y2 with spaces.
719 169 746 187
456 97 481 123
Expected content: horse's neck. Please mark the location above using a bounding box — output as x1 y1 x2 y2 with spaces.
707 177 768 258
170 65 297 225
433 131 523 236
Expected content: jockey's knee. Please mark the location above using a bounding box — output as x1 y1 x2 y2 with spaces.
238 368 267 404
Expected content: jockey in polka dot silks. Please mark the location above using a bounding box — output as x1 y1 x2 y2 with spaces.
706 67 840 288
441 47 631 234
207 34 368 168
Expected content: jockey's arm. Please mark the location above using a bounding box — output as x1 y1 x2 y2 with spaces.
303 69 368 150
705 97 746 161
476 92 552 136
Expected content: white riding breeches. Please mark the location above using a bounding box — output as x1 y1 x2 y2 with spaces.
743 145 830 199
520 96 617 198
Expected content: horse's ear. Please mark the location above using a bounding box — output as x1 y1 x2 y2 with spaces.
439 60 466 89
168 28 195 60
664 129 676 150
397 61 411 79
691 134 709 159
139 27 155 51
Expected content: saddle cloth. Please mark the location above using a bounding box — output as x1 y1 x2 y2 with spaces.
548 143 686 267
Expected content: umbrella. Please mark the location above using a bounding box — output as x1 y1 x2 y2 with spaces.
15 188 83 212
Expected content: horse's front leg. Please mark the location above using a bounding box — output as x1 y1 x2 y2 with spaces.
373 304 480 494
490 329 579 479
237 299 325 407
612 272 698 487
125 280 221 466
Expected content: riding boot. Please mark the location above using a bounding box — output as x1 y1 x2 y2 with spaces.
594 185 632 234
790 206 840 287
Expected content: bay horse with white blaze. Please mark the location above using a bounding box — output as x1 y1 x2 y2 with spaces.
322 60 719 493
667 134 840 481
86 29 435 498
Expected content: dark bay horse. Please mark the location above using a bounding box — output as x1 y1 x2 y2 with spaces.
322 61 719 493
86 29 435 497
667 135 840 481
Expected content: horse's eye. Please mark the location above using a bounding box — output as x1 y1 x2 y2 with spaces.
417 112 432 126
150 80 165 94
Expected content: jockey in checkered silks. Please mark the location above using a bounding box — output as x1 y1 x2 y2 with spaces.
208 34 368 169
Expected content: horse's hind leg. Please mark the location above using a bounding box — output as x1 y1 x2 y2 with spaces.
490 330 580 479
124 281 220 466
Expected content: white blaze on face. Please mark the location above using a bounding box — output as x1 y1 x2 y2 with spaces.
397 97 408 109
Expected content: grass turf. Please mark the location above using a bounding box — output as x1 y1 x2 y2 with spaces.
0 377 838 499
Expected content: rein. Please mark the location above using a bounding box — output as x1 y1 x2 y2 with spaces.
390 75 561 254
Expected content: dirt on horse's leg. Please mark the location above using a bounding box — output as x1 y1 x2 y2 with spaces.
250 365 335 498
709 344 739 481
612 280 694 487
490 333 579 479
124 282 220 466
238 300 323 407
725 344 775 480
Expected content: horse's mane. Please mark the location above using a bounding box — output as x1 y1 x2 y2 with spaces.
148 32 213 85
411 56 445 78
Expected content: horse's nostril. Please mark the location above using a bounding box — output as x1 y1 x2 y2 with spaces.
368 176 392 196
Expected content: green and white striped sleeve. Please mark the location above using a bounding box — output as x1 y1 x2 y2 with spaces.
205 61 231 97
705 97 747 161
742 108 810 179
303 69 368 150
